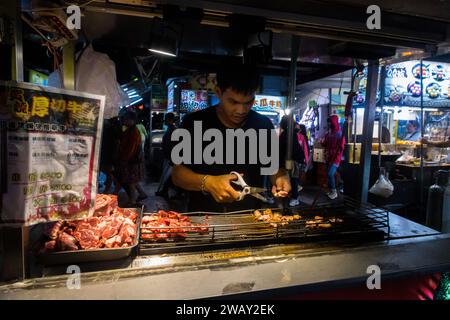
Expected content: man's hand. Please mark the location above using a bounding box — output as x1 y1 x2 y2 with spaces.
204 174 241 203
271 171 291 198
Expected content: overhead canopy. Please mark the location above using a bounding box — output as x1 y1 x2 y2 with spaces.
22 1 450 88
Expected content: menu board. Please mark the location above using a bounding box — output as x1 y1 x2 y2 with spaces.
384 60 450 107
0 81 105 226
151 84 167 111
252 95 285 112
180 90 209 113
352 67 381 108
167 81 175 113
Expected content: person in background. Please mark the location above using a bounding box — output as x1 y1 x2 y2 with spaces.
99 117 121 194
156 112 177 199
321 115 345 200
297 124 310 193
381 126 391 143
279 116 305 207
115 110 144 206
135 120 148 201
404 120 421 141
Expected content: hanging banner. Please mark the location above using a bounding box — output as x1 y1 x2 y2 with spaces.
0 81 105 226
167 81 175 113
151 84 167 111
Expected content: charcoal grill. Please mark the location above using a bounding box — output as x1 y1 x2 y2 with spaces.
139 198 390 255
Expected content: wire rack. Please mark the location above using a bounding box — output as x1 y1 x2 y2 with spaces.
139 197 390 255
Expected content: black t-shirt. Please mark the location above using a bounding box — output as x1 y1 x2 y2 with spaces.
175 106 277 212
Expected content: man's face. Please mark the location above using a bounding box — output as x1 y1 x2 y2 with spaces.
216 87 255 126
406 123 415 133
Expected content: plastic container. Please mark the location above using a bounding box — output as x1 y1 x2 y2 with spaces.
426 170 449 232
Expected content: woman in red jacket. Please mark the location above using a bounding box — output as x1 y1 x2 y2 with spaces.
321 115 345 200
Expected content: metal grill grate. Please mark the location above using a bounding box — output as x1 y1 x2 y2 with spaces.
139 197 390 255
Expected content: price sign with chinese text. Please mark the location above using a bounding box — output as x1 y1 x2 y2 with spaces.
0 81 105 225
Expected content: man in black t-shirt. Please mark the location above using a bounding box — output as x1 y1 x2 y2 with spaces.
171 63 291 212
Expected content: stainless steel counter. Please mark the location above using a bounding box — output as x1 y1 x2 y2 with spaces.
1 212 449 300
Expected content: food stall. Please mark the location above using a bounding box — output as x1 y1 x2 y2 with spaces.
2 0 450 301
334 61 449 223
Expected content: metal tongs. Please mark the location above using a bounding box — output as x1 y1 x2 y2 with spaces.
230 171 267 202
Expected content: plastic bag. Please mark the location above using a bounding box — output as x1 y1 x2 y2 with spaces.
395 152 414 163
369 170 394 198
48 44 130 119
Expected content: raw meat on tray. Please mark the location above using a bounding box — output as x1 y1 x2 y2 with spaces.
41 194 139 252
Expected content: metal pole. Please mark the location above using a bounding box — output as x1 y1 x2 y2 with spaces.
13 0 24 82
2 0 24 81
353 106 357 162
419 59 425 215
286 35 300 171
148 86 153 176
63 41 76 90
0 0 28 282
359 60 380 203
378 66 386 168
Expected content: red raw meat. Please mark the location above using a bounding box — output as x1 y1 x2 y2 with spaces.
123 236 133 244
95 219 109 235
118 219 136 244
57 232 79 251
94 207 111 217
87 216 101 227
75 221 92 231
141 233 156 240
107 194 118 209
141 211 207 241
101 215 124 239
74 229 100 249
44 221 63 240
44 240 56 251
94 194 118 216
41 194 138 253
94 194 110 210
104 235 122 248
122 209 138 221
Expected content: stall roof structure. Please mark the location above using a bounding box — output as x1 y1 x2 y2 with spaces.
20 1 450 87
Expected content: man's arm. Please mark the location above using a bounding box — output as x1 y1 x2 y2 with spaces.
172 164 240 203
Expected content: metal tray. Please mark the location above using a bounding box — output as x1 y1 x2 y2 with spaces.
37 206 143 266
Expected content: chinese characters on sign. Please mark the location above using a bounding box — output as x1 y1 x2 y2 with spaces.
252 95 286 112
0 81 105 225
